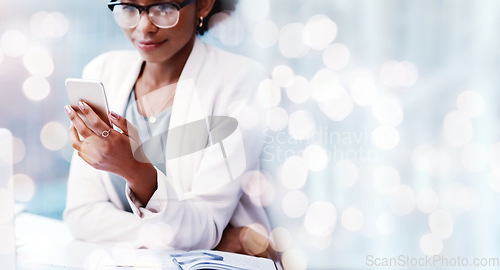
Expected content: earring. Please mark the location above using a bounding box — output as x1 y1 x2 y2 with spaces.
198 16 204 28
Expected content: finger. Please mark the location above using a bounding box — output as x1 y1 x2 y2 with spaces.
109 111 139 140
70 126 98 168
65 105 94 139
77 101 111 136
69 125 82 152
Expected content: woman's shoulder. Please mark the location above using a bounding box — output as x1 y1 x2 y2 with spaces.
82 50 141 79
205 44 267 75
199 43 269 94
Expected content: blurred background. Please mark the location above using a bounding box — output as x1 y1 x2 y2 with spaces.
2 0 500 269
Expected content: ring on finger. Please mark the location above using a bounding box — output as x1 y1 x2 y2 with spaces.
101 129 111 138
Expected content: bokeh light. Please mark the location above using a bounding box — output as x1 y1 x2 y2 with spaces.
23 76 51 101
349 76 378 106
12 137 26 164
411 144 452 177
272 65 294 88
445 183 478 213
269 227 292 252
376 212 395 235
318 85 353 121
241 170 275 207
380 60 419 88
460 143 488 172
420 233 443 256
299 228 333 251
428 209 454 239
323 43 350 70
13 174 36 203
239 0 270 21
1 29 28 57
286 76 310 104
228 100 259 129
266 106 288 131
304 202 337 236
341 207 364 231
372 125 400 150
488 169 500 192
40 121 68 151
252 19 279 48
288 110 315 140
282 190 309 218
279 23 309 58
489 142 500 169
371 96 404 127
280 156 308 190
22 47 54 78
349 68 376 82
245 223 269 255
456 90 485 118
302 14 337 51
208 13 244 46
0 133 12 166
416 188 439 213
281 249 307 270
311 68 338 101
373 165 400 194
301 145 328 172
333 159 358 189
387 185 416 216
443 110 474 146
256 78 281 108
30 11 70 38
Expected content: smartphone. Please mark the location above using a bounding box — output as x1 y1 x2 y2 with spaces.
65 78 111 127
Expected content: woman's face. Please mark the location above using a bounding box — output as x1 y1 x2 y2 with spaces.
121 0 198 64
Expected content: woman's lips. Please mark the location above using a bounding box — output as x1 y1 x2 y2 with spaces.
137 40 166 51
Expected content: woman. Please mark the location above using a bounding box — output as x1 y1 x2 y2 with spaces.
63 0 273 257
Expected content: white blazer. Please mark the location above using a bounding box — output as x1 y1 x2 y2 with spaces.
63 38 271 250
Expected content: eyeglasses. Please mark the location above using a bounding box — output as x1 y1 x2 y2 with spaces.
107 0 196 29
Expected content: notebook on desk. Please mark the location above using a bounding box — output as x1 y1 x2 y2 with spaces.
170 250 277 270
96 249 277 270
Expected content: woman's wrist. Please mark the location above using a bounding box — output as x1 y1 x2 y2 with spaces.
124 161 158 206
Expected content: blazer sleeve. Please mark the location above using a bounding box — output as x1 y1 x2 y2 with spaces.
63 151 144 246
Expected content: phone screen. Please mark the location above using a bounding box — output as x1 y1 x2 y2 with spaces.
65 78 111 127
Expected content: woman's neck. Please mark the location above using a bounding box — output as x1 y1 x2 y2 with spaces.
136 35 195 95
133 36 196 116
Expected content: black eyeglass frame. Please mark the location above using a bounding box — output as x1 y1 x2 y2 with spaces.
107 0 196 13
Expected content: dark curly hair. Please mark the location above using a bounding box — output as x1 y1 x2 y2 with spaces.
198 0 238 35
108 0 238 35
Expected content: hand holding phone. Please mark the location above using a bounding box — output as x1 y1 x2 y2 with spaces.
65 78 111 127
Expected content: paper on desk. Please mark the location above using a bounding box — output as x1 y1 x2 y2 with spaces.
99 249 276 270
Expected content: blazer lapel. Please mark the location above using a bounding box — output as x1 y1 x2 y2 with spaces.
166 38 211 198
108 56 144 115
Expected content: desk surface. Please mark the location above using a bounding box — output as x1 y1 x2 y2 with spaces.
16 213 155 269
15 213 278 270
